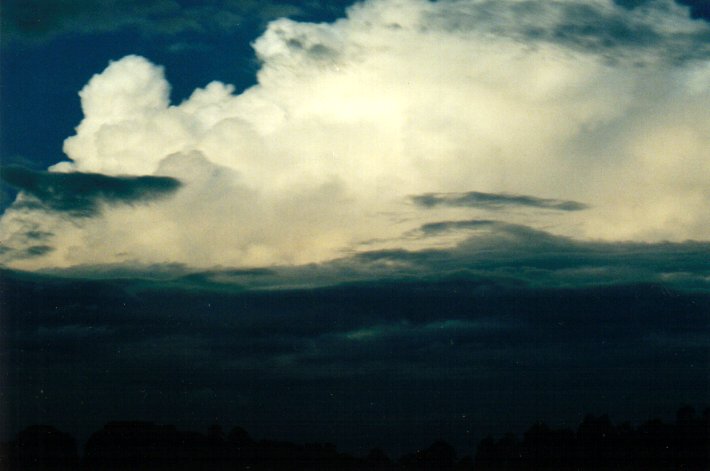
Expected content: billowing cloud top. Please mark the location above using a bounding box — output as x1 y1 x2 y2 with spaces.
1 0 709 272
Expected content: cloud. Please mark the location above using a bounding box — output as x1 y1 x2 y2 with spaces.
11 245 55 258
3 264 708 362
1 0 200 40
0 0 353 44
411 192 588 211
3 265 708 451
8 219 707 293
2 0 708 46
0 165 181 217
344 225 710 292
675 0 710 20
1 0 709 271
416 219 498 236
423 0 710 60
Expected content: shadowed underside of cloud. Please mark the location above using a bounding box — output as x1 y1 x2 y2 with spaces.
411 191 588 212
345 223 710 291
24 221 709 292
0 166 181 217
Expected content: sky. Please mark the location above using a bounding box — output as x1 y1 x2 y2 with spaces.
1 0 709 457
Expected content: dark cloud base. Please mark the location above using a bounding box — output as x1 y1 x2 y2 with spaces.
2 260 708 455
0 165 181 217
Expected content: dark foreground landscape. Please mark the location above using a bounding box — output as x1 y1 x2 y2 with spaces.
2 406 708 470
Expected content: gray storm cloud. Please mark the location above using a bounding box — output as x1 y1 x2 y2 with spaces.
1 0 709 270
0 165 181 216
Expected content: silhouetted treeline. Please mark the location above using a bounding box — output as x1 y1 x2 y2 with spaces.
474 406 710 471
1 406 708 470
0 425 79 470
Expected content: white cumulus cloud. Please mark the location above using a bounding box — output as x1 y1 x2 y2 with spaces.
1 0 709 271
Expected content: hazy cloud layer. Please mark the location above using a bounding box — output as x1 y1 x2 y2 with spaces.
1 0 709 271
3 0 708 44
0 0 355 44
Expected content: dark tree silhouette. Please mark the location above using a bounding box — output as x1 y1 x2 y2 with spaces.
365 447 395 470
2 405 707 470
400 440 457 470
474 406 710 471
2 425 79 470
521 422 575 470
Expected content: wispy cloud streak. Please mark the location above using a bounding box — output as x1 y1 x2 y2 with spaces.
411 192 588 212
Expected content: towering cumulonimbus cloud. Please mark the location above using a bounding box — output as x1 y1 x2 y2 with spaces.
1 0 709 271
